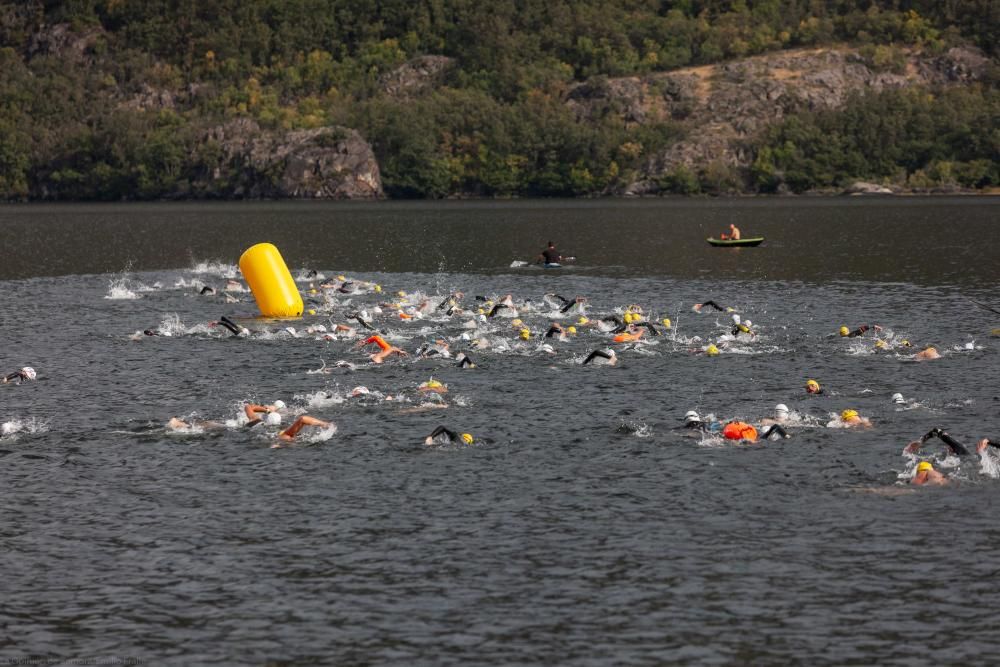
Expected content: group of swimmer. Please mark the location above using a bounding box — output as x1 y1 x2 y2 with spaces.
9 242 993 486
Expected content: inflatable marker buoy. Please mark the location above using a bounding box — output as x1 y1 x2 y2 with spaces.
239 243 303 318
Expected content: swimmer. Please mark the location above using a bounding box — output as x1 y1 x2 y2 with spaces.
560 296 587 314
224 280 243 292
275 415 332 444
455 352 476 368
436 291 464 314
2 367 36 384
903 428 986 457
418 378 448 394
216 315 249 337
680 410 721 433
838 324 882 337
915 345 941 361
199 285 216 295
760 403 791 427
805 379 823 395
582 349 617 366
352 313 376 331
244 401 286 426
731 315 754 337
424 426 475 446
356 334 408 364
545 323 567 340
891 392 906 405
692 300 727 313
911 461 949 486
837 409 872 428
416 339 451 358
537 241 562 265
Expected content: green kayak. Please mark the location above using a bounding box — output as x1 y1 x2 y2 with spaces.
707 236 764 247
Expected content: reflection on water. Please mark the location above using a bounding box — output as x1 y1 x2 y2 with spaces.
1 197 997 285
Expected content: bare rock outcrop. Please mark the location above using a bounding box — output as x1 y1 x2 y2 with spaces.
379 55 454 97
203 119 383 199
566 46 991 192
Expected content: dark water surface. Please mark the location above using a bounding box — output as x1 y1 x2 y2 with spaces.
2 198 999 665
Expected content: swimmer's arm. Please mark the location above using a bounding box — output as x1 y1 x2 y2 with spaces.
937 431 970 456
244 404 270 422
425 426 458 443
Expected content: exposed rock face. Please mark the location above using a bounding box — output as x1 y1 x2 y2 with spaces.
566 46 991 193
27 23 103 61
380 55 454 97
204 119 383 199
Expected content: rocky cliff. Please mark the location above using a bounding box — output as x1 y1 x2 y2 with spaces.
200 120 383 199
565 46 991 194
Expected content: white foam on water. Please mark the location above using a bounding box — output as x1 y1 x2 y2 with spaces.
190 260 238 278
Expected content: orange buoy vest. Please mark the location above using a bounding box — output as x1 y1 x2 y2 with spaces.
723 421 758 441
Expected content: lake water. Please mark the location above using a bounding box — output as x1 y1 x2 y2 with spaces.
2 198 999 665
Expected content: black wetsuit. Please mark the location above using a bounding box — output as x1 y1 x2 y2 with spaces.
847 325 875 338
582 350 615 365
759 424 790 440
634 321 660 336
544 325 563 338
427 426 459 443
218 316 242 336
200 286 216 295
698 300 726 312
456 354 475 368
919 428 971 456
542 247 561 264
488 303 512 318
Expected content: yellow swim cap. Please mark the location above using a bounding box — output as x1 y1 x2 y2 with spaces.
397 290 406 298
662 318 671 329
374 284 382 293
425 378 443 389
309 289 317 294
337 275 346 281
308 309 316 315
841 409 859 421
461 433 474 445
917 461 933 473
519 328 530 340
806 379 820 390
567 326 577 334
839 326 849 337
706 344 719 356
875 339 886 349
512 319 523 327
478 308 485 315
900 339 911 347
578 316 589 325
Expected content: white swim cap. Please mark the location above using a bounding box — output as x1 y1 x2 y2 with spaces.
351 386 370 396
684 410 700 423
20 367 36 380
540 344 555 354
732 314 741 324
272 400 286 410
891 393 905 404
264 412 282 426
359 310 370 321
744 320 752 327
775 403 789 414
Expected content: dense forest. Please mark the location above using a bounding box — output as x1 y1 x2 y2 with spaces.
0 0 996 199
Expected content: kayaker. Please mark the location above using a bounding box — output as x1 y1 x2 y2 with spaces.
537 241 562 265
721 223 742 240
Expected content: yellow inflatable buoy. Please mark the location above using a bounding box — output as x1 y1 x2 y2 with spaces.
238 243 303 318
